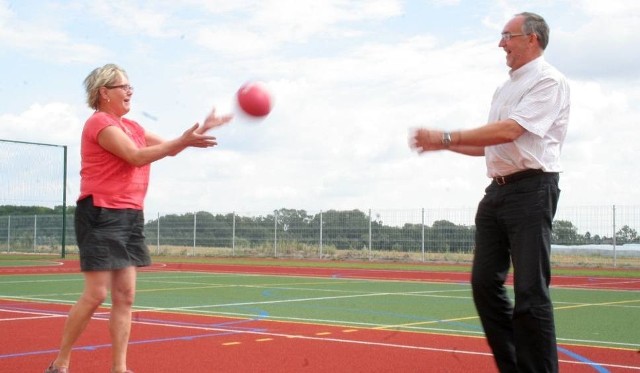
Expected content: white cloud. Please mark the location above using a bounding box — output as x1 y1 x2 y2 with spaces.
1 0 639 215
429 0 461 6
86 2 179 38
0 2 107 63
194 27 278 56
190 0 404 56
579 0 640 15
137 34 506 212
0 102 83 146
0 102 84 204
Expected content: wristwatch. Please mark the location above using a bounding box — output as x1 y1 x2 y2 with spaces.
441 132 451 148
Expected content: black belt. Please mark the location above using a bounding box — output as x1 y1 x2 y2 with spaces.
493 169 544 185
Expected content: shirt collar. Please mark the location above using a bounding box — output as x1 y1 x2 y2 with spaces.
509 56 545 80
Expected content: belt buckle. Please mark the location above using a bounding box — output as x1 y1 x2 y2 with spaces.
495 176 506 185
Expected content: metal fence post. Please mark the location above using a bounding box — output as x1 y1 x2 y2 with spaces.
232 212 236 256
33 215 37 252
274 210 278 257
368 209 372 261
613 205 617 268
7 216 10 253
421 208 425 262
61 145 68 258
156 212 160 255
192 213 197 256
319 210 323 258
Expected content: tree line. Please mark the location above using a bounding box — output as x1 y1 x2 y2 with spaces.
142 209 476 252
1 206 638 252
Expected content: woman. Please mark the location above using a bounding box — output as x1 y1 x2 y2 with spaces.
45 63 232 373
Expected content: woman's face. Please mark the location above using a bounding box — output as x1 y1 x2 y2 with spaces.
102 71 133 116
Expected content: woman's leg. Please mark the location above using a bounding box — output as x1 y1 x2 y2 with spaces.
109 266 137 373
51 271 111 369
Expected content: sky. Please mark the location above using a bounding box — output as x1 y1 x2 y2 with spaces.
1 0 639 217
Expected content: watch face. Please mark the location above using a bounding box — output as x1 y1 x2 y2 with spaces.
442 132 451 146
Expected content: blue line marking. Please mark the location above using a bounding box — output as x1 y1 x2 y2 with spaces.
558 346 610 373
0 331 242 359
0 306 272 360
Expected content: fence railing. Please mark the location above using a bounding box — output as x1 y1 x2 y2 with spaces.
1 206 639 267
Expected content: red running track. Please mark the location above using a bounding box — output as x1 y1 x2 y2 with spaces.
0 260 638 372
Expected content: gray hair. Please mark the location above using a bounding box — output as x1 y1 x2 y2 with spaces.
83 63 128 110
517 12 549 50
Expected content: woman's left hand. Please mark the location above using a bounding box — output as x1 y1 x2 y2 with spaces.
198 107 233 133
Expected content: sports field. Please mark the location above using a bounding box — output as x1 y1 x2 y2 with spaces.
0 257 638 372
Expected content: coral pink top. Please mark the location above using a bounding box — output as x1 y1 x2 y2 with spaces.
78 111 150 210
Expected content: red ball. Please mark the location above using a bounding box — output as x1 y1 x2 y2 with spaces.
237 82 272 117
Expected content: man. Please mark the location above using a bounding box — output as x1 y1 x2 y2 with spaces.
410 12 570 373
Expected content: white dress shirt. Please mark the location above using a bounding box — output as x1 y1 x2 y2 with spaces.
485 56 571 178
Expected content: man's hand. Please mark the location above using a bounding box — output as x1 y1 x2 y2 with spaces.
410 128 445 153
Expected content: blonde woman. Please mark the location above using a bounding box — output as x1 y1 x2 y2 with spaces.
46 64 232 373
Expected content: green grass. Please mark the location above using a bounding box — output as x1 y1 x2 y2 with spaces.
1 269 638 350
0 253 61 267
2 252 638 278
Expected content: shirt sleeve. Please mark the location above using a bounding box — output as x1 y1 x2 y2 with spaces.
509 76 568 138
85 112 117 142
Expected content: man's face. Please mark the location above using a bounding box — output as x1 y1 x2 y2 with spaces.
499 16 538 71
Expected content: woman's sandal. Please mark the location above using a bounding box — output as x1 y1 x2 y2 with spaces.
44 362 69 373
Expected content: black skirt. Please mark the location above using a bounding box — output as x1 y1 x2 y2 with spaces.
75 196 151 271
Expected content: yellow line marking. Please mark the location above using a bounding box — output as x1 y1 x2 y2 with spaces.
373 315 479 331
136 284 231 293
555 299 640 311
342 329 358 333
222 342 241 346
316 332 332 336
373 299 640 331
256 338 273 342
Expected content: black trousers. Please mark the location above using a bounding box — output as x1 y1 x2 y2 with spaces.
472 172 560 373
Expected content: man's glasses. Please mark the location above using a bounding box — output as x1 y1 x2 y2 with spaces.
106 84 134 92
500 32 529 41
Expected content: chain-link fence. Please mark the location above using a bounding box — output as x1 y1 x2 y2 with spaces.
1 206 639 267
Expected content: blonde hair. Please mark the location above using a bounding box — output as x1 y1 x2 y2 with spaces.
83 63 128 110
